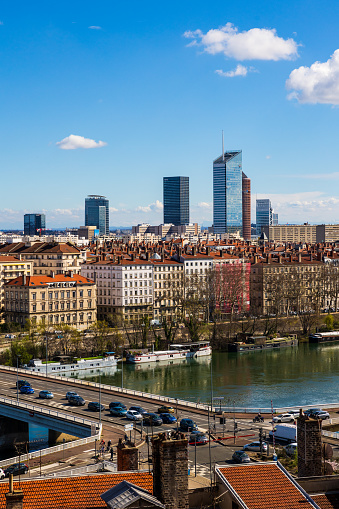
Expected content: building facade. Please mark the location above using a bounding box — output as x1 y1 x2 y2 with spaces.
242 172 251 240
24 214 46 236
213 150 243 236
0 256 33 319
4 274 96 329
261 224 317 243
85 195 109 236
256 199 273 235
163 177 189 226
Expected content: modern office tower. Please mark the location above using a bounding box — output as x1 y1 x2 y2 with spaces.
242 173 251 240
85 195 109 236
213 147 243 236
256 199 273 235
163 176 189 226
24 214 46 235
273 213 279 226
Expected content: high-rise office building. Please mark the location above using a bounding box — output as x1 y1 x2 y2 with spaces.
256 199 273 235
273 213 279 226
24 214 46 236
85 195 109 236
163 176 189 226
242 172 251 240
213 148 243 236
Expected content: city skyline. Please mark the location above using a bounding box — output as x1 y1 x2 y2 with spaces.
2 1 339 228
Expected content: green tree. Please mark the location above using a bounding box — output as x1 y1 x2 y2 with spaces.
324 313 334 331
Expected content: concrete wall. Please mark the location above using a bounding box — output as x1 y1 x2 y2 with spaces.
0 416 28 452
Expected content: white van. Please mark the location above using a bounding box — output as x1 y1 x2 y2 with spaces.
269 424 297 443
284 442 297 456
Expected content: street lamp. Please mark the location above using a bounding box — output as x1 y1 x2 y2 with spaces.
16 355 21 403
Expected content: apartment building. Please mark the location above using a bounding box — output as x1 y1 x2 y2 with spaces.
153 257 184 321
4 274 96 329
81 256 153 323
0 256 33 317
0 242 85 275
261 225 317 243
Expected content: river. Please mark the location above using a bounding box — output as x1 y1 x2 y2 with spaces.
76 342 339 410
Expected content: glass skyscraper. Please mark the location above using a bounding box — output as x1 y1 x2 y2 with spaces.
85 195 109 236
163 176 189 226
213 151 243 235
256 199 273 235
24 214 46 235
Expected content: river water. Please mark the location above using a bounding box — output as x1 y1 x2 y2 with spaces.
77 342 339 410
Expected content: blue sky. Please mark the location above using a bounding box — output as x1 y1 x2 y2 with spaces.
1 0 339 229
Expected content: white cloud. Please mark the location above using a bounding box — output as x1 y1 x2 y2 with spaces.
184 23 298 61
135 200 163 213
286 50 339 104
56 134 107 150
88 26 102 30
266 155 271 160
197 202 212 209
109 207 118 213
215 64 250 78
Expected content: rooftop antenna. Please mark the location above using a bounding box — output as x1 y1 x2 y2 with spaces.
222 130 225 162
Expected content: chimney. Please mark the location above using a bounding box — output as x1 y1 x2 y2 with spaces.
297 411 323 477
5 475 24 509
69 270 74 278
298 252 302 263
51 271 55 278
206 246 210 255
117 438 138 471
23 274 27 285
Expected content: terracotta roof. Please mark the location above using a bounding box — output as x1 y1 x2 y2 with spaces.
0 472 152 509
217 463 316 509
313 494 339 509
0 256 22 263
5 274 95 287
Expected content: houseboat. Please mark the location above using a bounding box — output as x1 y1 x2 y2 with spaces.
126 341 211 364
309 331 339 343
23 352 118 375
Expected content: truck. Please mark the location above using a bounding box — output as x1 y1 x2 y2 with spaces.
269 424 297 443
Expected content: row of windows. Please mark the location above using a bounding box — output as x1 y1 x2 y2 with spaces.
6 289 92 300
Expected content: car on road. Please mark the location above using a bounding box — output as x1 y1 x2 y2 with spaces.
312 410 330 420
129 406 147 415
68 395 85 406
284 442 297 456
304 408 322 417
4 463 29 477
88 402 105 412
5 334 16 339
16 380 31 389
110 407 127 417
159 413 177 424
20 385 34 394
39 390 54 399
142 413 163 426
126 410 142 421
109 402 127 410
189 432 208 445
66 391 79 401
272 413 295 423
180 418 198 432
232 451 251 464
0 468 4 480
158 405 174 414
243 441 268 453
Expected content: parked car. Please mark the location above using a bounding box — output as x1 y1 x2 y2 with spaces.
304 408 322 417
88 402 105 412
243 441 268 453
129 406 147 415
20 385 34 394
159 413 177 424
284 442 298 456
158 405 175 414
126 410 142 420
5 334 16 339
66 391 79 401
0 468 5 480
39 390 54 399
312 410 330 420
189 432 208 445
4 463 29 477
142 413 163 426
180 419 198 432
272 413 295 423
110 407 127 417
109 401 127 410
68 396 85 406
16 380 31 389
232 451 251 464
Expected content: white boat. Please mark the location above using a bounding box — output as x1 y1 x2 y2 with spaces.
23 352 118 375
126 341 211 364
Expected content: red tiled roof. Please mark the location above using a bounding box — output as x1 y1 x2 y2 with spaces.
0 472 153 509
313 494 339 509
0 256 22 263
217 463 315 509
5 274 95 287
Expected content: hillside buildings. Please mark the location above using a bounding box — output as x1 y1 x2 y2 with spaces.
24 214 46 236
163 176 189 226
85 195 109 236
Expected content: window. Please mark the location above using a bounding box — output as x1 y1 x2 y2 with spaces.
88 289 92 297
72 291 76 298
79 290 83 297
41 292 45 300
61 291 65 298
41 303 45 311
66 291 70 298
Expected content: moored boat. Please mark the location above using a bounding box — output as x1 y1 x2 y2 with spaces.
23 352 118 375
126 341 211 364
